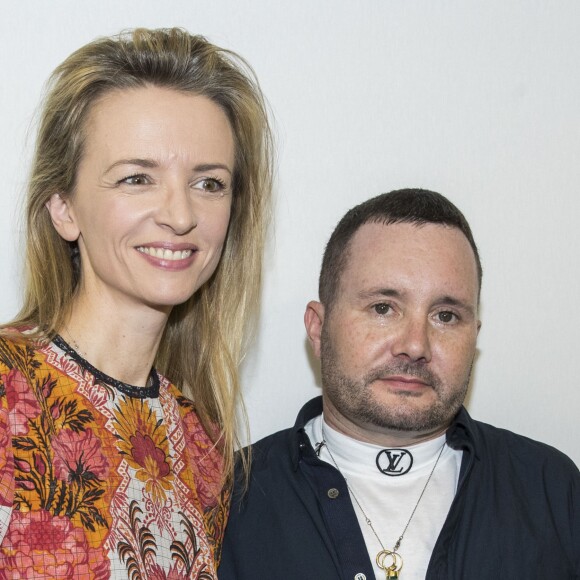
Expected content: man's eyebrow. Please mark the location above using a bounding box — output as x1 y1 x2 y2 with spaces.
357 288 403 300
435 295 476 315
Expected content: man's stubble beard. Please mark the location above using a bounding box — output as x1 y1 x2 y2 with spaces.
320 326 472 433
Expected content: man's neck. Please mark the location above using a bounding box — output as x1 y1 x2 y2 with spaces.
323 400 449 448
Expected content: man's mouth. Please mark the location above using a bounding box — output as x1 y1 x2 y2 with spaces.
385 375 429 386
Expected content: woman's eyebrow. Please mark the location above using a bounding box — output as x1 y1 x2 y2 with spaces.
103 159 233 176
193 163 232 175
104 158 158 174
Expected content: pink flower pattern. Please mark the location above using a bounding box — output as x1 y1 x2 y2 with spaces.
130 432 171 478
0 405 13 509
4 367 41 436
182 411 225 509
0 336 228 577
52 428 109 482
0 510 107 579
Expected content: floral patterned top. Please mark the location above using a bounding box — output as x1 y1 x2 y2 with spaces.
0 334 229 579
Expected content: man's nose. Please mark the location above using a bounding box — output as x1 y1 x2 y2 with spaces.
390 315 432 363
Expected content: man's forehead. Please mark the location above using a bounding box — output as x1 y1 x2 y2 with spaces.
340 221 479 298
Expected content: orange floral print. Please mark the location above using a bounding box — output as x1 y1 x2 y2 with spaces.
0 335 227 577
113 397 174 504
0 510 108 579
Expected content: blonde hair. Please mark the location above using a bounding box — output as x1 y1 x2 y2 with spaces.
6 28 273 484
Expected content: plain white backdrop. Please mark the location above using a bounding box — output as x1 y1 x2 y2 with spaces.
0 1 578 466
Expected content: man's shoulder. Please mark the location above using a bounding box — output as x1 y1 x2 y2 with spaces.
229 425 306 516
467 413 579 476
243 425 298 472
241 396 322 472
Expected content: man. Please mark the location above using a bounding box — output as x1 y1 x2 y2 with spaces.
220 189 579 579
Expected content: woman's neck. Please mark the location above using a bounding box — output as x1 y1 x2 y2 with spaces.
61 293 170 387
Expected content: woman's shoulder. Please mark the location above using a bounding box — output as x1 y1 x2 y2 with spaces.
160 377 199 417
160 378 222 445
0 326 43 350
0 329 36 368
0 331 67 414
0 332 39 424
0 328 27 345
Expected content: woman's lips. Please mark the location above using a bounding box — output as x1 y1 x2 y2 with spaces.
136 243 198 270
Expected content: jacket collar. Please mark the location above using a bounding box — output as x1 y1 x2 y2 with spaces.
290 396 480 469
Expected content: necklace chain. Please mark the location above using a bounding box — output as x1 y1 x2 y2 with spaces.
59 328 158 396
321 425 446 575
64 325 88 359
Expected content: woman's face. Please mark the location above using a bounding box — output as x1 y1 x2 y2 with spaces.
48 86 235 313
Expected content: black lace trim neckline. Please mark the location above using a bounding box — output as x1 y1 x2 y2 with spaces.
53 334 160 399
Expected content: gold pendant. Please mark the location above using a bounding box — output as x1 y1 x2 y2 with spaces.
376 549 403 579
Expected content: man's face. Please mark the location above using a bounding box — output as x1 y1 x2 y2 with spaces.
305 221 480 442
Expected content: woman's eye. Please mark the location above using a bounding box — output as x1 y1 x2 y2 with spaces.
437 311 457 323
194 177 227 195
373 303 391 315
119 174 149 186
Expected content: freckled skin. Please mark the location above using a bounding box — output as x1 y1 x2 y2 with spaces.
305 222 481 447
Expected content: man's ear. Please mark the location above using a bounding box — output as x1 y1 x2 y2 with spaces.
45 193 80 242
304 301 325 359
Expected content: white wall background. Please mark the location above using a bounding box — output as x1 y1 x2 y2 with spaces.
0 1 578 466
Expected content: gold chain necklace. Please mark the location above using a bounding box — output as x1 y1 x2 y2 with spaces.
321 427 446 579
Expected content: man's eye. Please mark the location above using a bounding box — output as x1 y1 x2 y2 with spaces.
437 311 456 323
373 303 391 315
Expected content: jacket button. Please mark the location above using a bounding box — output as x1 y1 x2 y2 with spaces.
327 488 339 499
354 574 366 580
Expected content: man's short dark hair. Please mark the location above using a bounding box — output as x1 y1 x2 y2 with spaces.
319 188 482 309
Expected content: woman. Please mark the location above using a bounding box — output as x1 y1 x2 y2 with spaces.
0 28 272 578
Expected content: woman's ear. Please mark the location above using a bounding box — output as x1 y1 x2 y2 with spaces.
45 193 80 242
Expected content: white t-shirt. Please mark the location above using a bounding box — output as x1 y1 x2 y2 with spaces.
305 415 462 580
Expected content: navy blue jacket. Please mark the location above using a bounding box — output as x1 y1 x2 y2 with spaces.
220 397 579 579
